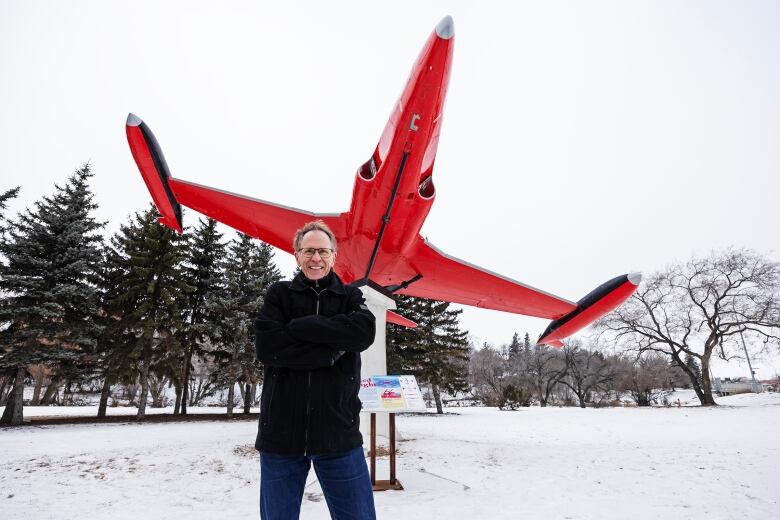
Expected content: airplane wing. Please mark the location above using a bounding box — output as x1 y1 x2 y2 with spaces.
168 179 344 254
168 180 420 330
395 238 577 320
126 113 344 253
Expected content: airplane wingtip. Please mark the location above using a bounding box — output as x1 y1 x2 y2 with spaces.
126 113 142 127
627 272 642 286
435 15 454 39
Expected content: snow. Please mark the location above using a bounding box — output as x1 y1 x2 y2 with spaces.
2 393 778 519
15 405 258 419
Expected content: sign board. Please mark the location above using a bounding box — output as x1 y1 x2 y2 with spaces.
359 375 427 413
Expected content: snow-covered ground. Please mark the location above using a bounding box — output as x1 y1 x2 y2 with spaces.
2 393 778 520
14 404 259 418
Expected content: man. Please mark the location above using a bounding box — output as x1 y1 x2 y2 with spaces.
254 220 377 520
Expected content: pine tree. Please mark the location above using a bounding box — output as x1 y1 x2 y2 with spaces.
178 218 227 414
94 241 137 417
0 165 103 425
388 296 470 414
508 332 522 358
109 206 190 419
684 354 702 388
386 296 424 375
207 234 280 416
0 186 20 237
0 186 20 411
523 332 532 353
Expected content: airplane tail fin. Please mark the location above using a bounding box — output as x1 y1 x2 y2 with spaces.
537 273 641 348
125 113 184 233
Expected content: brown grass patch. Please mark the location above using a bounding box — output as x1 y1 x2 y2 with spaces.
232 444 258 457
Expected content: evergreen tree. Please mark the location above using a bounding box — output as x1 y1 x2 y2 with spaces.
94 241 137 417
387 296 470 414
684 354 702 388
178 218 227 414
0 165 103 425
0 186 20 237
386 296 424 376
523 332 532 353
110 206 190 419
207 233 280 416
0 186 19 410
508 332 522 358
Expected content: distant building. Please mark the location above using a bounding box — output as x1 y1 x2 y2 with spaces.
712 377 763 396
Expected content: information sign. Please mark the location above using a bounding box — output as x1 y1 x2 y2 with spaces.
359 375 427 412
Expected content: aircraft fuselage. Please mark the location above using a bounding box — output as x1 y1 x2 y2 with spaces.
339 21 454 284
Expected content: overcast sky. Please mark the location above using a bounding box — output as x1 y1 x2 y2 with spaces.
2 1 778 377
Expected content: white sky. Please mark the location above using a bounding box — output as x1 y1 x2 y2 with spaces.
1 1 779 377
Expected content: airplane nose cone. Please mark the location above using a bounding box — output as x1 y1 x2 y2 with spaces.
435 16 454 39
627 272 642 286
126 113 142 126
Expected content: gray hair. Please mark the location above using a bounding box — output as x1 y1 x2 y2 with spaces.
293 220 337 252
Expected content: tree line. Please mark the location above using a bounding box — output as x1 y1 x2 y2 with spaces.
3 164 780 425
0 165 280 425
469 336 705 409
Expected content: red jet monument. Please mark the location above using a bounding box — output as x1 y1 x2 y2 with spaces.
126 16 640 347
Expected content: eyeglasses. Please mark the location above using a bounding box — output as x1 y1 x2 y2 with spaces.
297 248 334 259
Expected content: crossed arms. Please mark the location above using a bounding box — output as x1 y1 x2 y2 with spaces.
253 283 376 370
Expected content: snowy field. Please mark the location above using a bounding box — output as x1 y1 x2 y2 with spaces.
2 393 779 520
14 404 259 418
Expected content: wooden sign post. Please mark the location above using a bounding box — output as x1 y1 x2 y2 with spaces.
369 412 403 491
360 375 427 492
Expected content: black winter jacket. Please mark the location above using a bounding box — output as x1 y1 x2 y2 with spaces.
253 272 376 455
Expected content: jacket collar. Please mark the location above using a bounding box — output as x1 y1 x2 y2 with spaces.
289 271 346 295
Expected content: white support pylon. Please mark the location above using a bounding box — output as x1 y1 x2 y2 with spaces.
358 285 394 449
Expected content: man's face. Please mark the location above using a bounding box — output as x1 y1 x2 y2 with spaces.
295 230 336 281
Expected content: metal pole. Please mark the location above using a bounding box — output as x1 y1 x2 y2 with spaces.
389 413 396 485
370 413 376 485
738 329 759 391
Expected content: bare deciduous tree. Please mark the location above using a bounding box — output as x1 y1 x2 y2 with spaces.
615 354 672 406
599 249 780 406
468 345 506 407
187 361 219 407
526 345 567 407
27 364 53 405
147 373 169 408
122 382 140 406
39 375 62 405
560 341 615 408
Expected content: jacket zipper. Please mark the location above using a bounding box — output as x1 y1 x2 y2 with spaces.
305 371 312 455
305 281 323 456
264 368 276 427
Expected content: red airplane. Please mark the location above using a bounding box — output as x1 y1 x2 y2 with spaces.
125 16 640 347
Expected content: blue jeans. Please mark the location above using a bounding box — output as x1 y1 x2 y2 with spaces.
259 446 376 520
